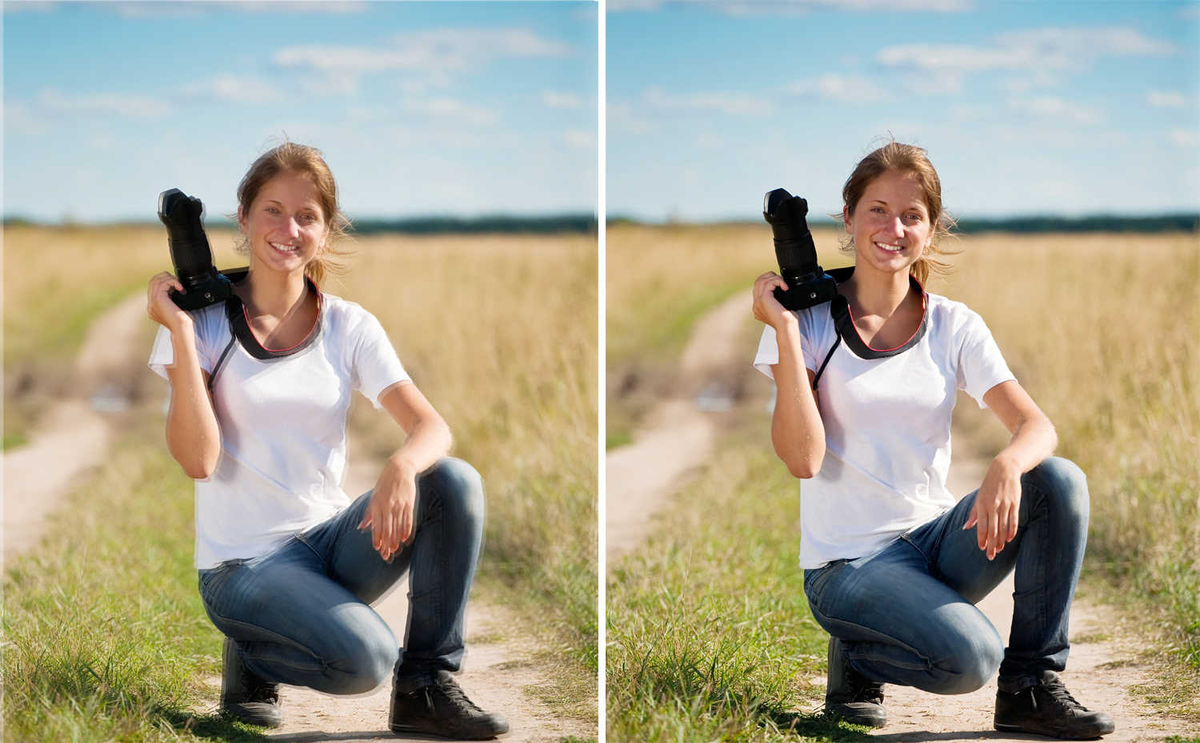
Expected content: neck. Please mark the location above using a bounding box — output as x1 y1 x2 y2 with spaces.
844 262 914 318
242 268 309 318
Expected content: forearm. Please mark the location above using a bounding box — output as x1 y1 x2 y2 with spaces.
770 317 825 478
164 326 221 478
386 414 453 479
994 414 1057 475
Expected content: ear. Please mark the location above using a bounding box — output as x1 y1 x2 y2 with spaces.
842 205 852 233
237 205 247 234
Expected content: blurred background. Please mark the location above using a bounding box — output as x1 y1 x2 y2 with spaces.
605 2 1200 739
3 2 598 740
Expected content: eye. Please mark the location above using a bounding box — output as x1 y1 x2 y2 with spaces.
299 213 318 224
265 206 281 215
870 206 885 214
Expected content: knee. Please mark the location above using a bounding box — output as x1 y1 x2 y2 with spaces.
1024 456 1089 526
329 623 399 695
421 457 485 529
933 631 1003 694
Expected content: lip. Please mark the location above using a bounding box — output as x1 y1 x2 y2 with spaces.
874 241 905 253
269 241 299 255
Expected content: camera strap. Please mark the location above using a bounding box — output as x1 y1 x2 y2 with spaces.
811 267 929 391
205 269 323 391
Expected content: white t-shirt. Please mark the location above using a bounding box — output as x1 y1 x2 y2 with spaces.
148 293 410 569
753 291 1015 569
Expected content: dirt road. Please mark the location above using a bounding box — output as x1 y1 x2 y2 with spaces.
3 292 592 742
605 293 1196 741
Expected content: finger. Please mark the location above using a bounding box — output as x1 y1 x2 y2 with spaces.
1005 506 1019 543
399 500 414 544
976 509 989 551
986 510 1000 559
962 504 977 531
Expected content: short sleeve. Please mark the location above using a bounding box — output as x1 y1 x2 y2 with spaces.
147 319 215 379
752 311 818 381
352 311 411 409
956 309 1016 408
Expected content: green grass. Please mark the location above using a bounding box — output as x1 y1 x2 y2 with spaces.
608 414 875 742
2 418 267 741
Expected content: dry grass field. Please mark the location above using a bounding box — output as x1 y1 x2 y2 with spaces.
607 222 1200 675
2 225 598 736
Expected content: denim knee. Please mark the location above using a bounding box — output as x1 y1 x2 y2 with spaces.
422 457 485 530
328 623 400 694
930 629 1004 694
1024 456 1089 529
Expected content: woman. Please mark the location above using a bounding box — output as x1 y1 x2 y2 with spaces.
147 143 508 740
751 142 1114 739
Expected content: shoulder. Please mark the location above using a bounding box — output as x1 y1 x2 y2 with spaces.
188 302 229 344
319 292 391 341
926 292 986 331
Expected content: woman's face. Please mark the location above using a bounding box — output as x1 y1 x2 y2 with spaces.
843 169 934 280
238 170 329 278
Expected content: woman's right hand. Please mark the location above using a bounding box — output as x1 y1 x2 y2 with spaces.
752 271 795 331
147 272 193 335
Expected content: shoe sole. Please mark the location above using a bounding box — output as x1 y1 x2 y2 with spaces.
995 721 1116 739
390 722 508 740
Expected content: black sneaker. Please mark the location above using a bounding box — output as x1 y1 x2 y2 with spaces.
995 670 1115 739
389 669 509 739
824 636 887 728
219 637 282 728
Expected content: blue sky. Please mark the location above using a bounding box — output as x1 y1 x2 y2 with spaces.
608 0 1200 222
3 1 597 223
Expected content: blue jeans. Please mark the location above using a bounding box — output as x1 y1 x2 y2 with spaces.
197 457 485 695
803 457 1089 695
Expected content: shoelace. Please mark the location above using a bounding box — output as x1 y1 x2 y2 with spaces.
1040 679 1087 712
435 677 485 715
246 677 279 705
854 680 885 705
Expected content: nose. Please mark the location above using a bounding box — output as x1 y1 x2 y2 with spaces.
889 216 905 238
285 217 302 238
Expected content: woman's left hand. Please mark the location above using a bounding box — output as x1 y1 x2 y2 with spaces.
962 455 1022 561
358 458 418 561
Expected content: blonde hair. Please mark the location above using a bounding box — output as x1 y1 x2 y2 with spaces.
840 139 958 285
234 141 352 287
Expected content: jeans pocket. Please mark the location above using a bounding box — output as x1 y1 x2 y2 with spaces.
198 559 246 609
803 559 848 615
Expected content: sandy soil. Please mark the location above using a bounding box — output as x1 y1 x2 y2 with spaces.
605 295 1199 741
2 293 593 742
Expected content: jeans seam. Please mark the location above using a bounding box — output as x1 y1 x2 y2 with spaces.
818 615 932 671
207 612 327 671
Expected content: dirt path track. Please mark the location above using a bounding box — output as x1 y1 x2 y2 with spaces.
605 294 1196 741
3 293 589 742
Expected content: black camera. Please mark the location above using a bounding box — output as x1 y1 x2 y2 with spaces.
158 188 234 311
763 188 838 311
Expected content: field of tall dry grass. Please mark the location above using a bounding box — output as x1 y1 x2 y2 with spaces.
2 225 598 709
607 222 1200 671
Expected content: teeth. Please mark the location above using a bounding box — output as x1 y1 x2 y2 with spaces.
875 242 904 253
270 242 298 253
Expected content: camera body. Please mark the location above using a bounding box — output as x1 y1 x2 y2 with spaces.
763 188 838 311
158 188 234 311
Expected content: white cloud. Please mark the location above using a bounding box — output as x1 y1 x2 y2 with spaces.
36 88 171 117
879 27 1174 94
608 101 657 134
103 1 365 16
608 0 968 12
1147 91 1187 108
999 70 1061 94
402 97 499 126
543 91 584 110
1007 95 1102 126
564 129 596 148
643 86 773 115
1169 129 1199 147
274 28 571 94
3 1 56 13
182 75 284 104
788 73 889 102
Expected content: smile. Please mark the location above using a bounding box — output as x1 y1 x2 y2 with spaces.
874 241 905 253
269 241 299 255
